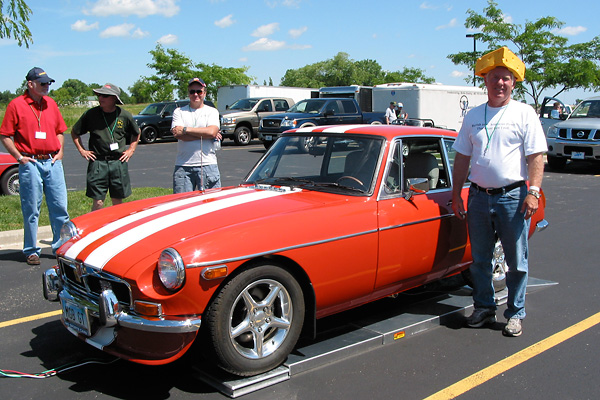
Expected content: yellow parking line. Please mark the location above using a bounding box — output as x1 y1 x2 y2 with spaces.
425 312 600 400
0 310 61 329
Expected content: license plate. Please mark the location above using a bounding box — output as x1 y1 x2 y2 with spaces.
571 151 585 160
62 299 91 336
265 135 272 141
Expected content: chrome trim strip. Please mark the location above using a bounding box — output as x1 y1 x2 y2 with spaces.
379 213 455 232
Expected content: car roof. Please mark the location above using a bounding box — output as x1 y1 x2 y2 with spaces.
284 124 459 141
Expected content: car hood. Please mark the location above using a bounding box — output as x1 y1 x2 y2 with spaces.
554 117 600 129
221 109 254 117
59 186 376 277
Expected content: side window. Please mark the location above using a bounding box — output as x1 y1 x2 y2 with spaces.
258 100 272 112
383 141 402 195
324 101 341 115
163 103 177 116
401 138 451 191
274 100 289 111
341 100 358 114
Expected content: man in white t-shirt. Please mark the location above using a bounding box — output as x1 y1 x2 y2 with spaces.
451 47 547 337
171 77 222 193
385 102 397 124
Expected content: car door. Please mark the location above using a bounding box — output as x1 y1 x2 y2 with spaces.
375 137 468 291
339 99 363 125
158 102 178 136
253 99 276 132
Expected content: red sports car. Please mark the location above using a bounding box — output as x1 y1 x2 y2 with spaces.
42 125 548 376
0 151 19 195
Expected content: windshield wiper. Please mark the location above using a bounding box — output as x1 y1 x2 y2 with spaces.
254 177 315 188
311 182 367 193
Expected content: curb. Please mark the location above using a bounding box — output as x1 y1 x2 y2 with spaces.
0 225 53 251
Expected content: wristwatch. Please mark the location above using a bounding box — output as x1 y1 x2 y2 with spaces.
527 189 541 199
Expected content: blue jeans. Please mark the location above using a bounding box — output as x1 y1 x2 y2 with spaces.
466 184 530 320
173 164 221 193
19 159 69 256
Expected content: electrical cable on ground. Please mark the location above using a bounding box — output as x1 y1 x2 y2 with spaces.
0 358 119 379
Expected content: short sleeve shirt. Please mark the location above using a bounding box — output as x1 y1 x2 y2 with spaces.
172 104 220 167
72 106 140 155
0 92 67 154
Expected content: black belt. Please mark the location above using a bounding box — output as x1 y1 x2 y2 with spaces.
22 151 59 160
94 154 122 161
471 180 525 195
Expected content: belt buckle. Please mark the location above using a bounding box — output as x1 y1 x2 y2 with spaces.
485 187 494 195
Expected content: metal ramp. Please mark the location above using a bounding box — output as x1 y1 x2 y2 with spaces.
194 277 556 398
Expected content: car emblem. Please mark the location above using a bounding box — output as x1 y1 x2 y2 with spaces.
74 263 85 283
576 131 586 139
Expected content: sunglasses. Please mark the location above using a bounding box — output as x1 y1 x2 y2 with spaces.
97 94 113 98
189 89 204 95
40 82 52 87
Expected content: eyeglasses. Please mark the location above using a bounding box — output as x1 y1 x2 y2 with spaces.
40 82 52 87
189 90 204 95
97 94 112 98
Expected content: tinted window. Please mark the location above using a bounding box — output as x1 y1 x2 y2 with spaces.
274 99 290 111
341 100 358 114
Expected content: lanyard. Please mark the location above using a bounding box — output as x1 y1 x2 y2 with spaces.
483 102 508 155
28 103 43 130
102 109 119 143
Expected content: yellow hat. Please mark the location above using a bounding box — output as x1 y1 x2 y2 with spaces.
475 46 525 82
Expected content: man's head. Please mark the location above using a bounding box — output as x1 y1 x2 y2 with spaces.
389 101 396 108
93 83 123 111
188 77 207 106
26 67 55 100
476 47 524 107
397 102 403 109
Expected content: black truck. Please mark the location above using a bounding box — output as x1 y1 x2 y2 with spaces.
258 98 385 151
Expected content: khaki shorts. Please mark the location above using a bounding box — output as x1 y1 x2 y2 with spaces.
86 159 132 200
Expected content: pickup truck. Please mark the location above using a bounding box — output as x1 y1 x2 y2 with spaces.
220 97 295 145
257 98 385 151
546 96 600 170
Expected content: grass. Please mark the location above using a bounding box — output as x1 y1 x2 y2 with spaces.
0 187 172 232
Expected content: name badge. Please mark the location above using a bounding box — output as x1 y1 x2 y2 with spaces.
110 143 119 151
35 131 47 140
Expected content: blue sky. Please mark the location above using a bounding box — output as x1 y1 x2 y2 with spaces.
0 0 597 105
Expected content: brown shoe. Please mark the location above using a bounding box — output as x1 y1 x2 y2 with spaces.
26 254 41 265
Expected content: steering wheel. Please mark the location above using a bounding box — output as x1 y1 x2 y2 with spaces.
337 175 366 190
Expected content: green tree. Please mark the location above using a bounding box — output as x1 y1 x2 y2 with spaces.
129 79 153 104
448 0 600 107
0 0 32 47
281 52 434 87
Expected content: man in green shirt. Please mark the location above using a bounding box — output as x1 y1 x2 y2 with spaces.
71 83 140 211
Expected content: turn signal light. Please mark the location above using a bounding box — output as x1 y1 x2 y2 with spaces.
202 266 228 280
134 301 162 317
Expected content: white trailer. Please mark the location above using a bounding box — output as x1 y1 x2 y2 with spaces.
372 83 488 131
216 85 317 113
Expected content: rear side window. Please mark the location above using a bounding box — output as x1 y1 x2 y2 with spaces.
274 99 290 111
341 100 358 114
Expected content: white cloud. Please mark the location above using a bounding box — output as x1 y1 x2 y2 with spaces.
289 26 307 38
252 23 280 37
420 2 437 10
239 57 248 62
157 34 178 44
266 0 301 7
243 38 286 51
436 18 457 30
215 14 235 28
555 26 587 36
100 23 148 39
71 20 99 32
84 0 179 18
451 71 467 78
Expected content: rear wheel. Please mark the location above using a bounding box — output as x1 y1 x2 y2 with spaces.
461 239 507 292
204 265 305 376
233 126 252 146
140 126 158 144
1 167 19 195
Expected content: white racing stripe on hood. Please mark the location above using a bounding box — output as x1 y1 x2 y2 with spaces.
321 125 365 133
65 187 251 261
83 189 292 269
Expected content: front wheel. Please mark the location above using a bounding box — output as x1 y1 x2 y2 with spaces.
233 126 252 146
204 265 305 376
0 167 19 195
140 126 158 144
461 239 507 293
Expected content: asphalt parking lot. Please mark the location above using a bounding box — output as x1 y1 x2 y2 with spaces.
1 140 599 399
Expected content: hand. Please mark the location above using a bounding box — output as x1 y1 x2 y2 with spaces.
80 149 96 161
120 148 134 162
521 194 539 220
451 193 466 220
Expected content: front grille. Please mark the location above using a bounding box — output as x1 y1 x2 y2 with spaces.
262 119 281 128
59 258 132 308
558 128 599 141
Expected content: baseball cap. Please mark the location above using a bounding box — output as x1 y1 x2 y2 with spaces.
397 102 404 107
188 77 206 87
93 83 124 105
26 67 55 84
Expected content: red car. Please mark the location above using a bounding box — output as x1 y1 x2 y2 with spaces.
0 151 19 195
42 125 548 376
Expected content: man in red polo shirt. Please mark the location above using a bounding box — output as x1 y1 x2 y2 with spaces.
0 67 70 265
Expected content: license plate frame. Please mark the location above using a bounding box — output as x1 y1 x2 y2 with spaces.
571 151 585 160
62 299 91 336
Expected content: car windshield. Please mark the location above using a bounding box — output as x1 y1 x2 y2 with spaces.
245 134 384 195
287 99 326 114
569 100 600 119
138 104 163 115
228 98 259 111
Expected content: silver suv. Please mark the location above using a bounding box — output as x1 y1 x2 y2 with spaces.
546 96 600 170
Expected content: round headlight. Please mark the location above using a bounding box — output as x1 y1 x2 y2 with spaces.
158 248 185 291
60 221 79 243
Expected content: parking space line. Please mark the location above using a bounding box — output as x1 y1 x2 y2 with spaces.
0 310 61 329
424 311 600 400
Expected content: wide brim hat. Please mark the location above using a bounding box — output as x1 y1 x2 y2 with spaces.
93 83 124 105
475 46 525 82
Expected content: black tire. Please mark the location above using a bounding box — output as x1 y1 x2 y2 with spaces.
140 126 158 144
233 126 252 146
547 155 567 171
461 239 507 293
204 265 305 376
1 166 19 195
